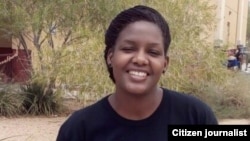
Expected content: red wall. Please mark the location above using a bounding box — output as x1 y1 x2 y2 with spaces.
0 48 31 83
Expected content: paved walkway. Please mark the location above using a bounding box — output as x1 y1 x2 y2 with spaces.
241 63 250 73
219 119 250 125
0 117 249 141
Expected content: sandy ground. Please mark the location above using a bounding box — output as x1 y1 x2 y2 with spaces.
0 116 249 141
0 116 68 141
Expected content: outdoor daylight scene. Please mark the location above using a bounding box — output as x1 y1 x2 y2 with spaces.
0 0 250 141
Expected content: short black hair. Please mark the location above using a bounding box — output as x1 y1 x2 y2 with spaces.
104 5 171 83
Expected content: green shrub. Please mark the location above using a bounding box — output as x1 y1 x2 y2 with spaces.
0 83 25 117
20 78 64 116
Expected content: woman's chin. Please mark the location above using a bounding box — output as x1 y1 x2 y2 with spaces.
125 85 149 96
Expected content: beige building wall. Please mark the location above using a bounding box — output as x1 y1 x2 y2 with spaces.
213 0 248 48
0 31 11 48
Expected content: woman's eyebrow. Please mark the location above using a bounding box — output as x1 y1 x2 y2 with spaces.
122 39 135 44
148 43 161 47
122 39 161 46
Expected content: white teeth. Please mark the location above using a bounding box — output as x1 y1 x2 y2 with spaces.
129 71 147 77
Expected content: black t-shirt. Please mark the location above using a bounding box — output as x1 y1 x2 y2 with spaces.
235 51 241 60
56 88 218 141
235 47 244 61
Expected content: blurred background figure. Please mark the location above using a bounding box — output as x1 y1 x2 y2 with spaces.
226 47 238 70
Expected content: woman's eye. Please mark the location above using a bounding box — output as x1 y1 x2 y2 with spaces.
149 50 160 56
121 47 134 52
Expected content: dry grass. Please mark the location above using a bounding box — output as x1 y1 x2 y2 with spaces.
193 71 250 119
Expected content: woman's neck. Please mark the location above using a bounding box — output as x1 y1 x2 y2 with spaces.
108 87 163 120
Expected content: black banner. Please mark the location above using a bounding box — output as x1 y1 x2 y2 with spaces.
168 125 250 140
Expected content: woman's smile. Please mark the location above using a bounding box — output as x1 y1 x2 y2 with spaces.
127 70 148 82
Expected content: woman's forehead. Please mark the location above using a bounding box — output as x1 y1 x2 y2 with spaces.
117 21 163 43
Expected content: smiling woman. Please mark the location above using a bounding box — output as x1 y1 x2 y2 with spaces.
56 5 218 141
106 21 166 97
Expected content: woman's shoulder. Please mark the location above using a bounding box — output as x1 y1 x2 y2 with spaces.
162 88 212 110
62 95 109 124
162 88 205 105
161 88 218 124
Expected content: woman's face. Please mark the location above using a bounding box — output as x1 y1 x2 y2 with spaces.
107 21 169 95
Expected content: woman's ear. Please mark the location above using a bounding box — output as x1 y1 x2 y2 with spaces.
163 56 169 73
107 48 114 65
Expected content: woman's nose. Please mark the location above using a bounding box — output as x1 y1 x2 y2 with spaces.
132 51 149 65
